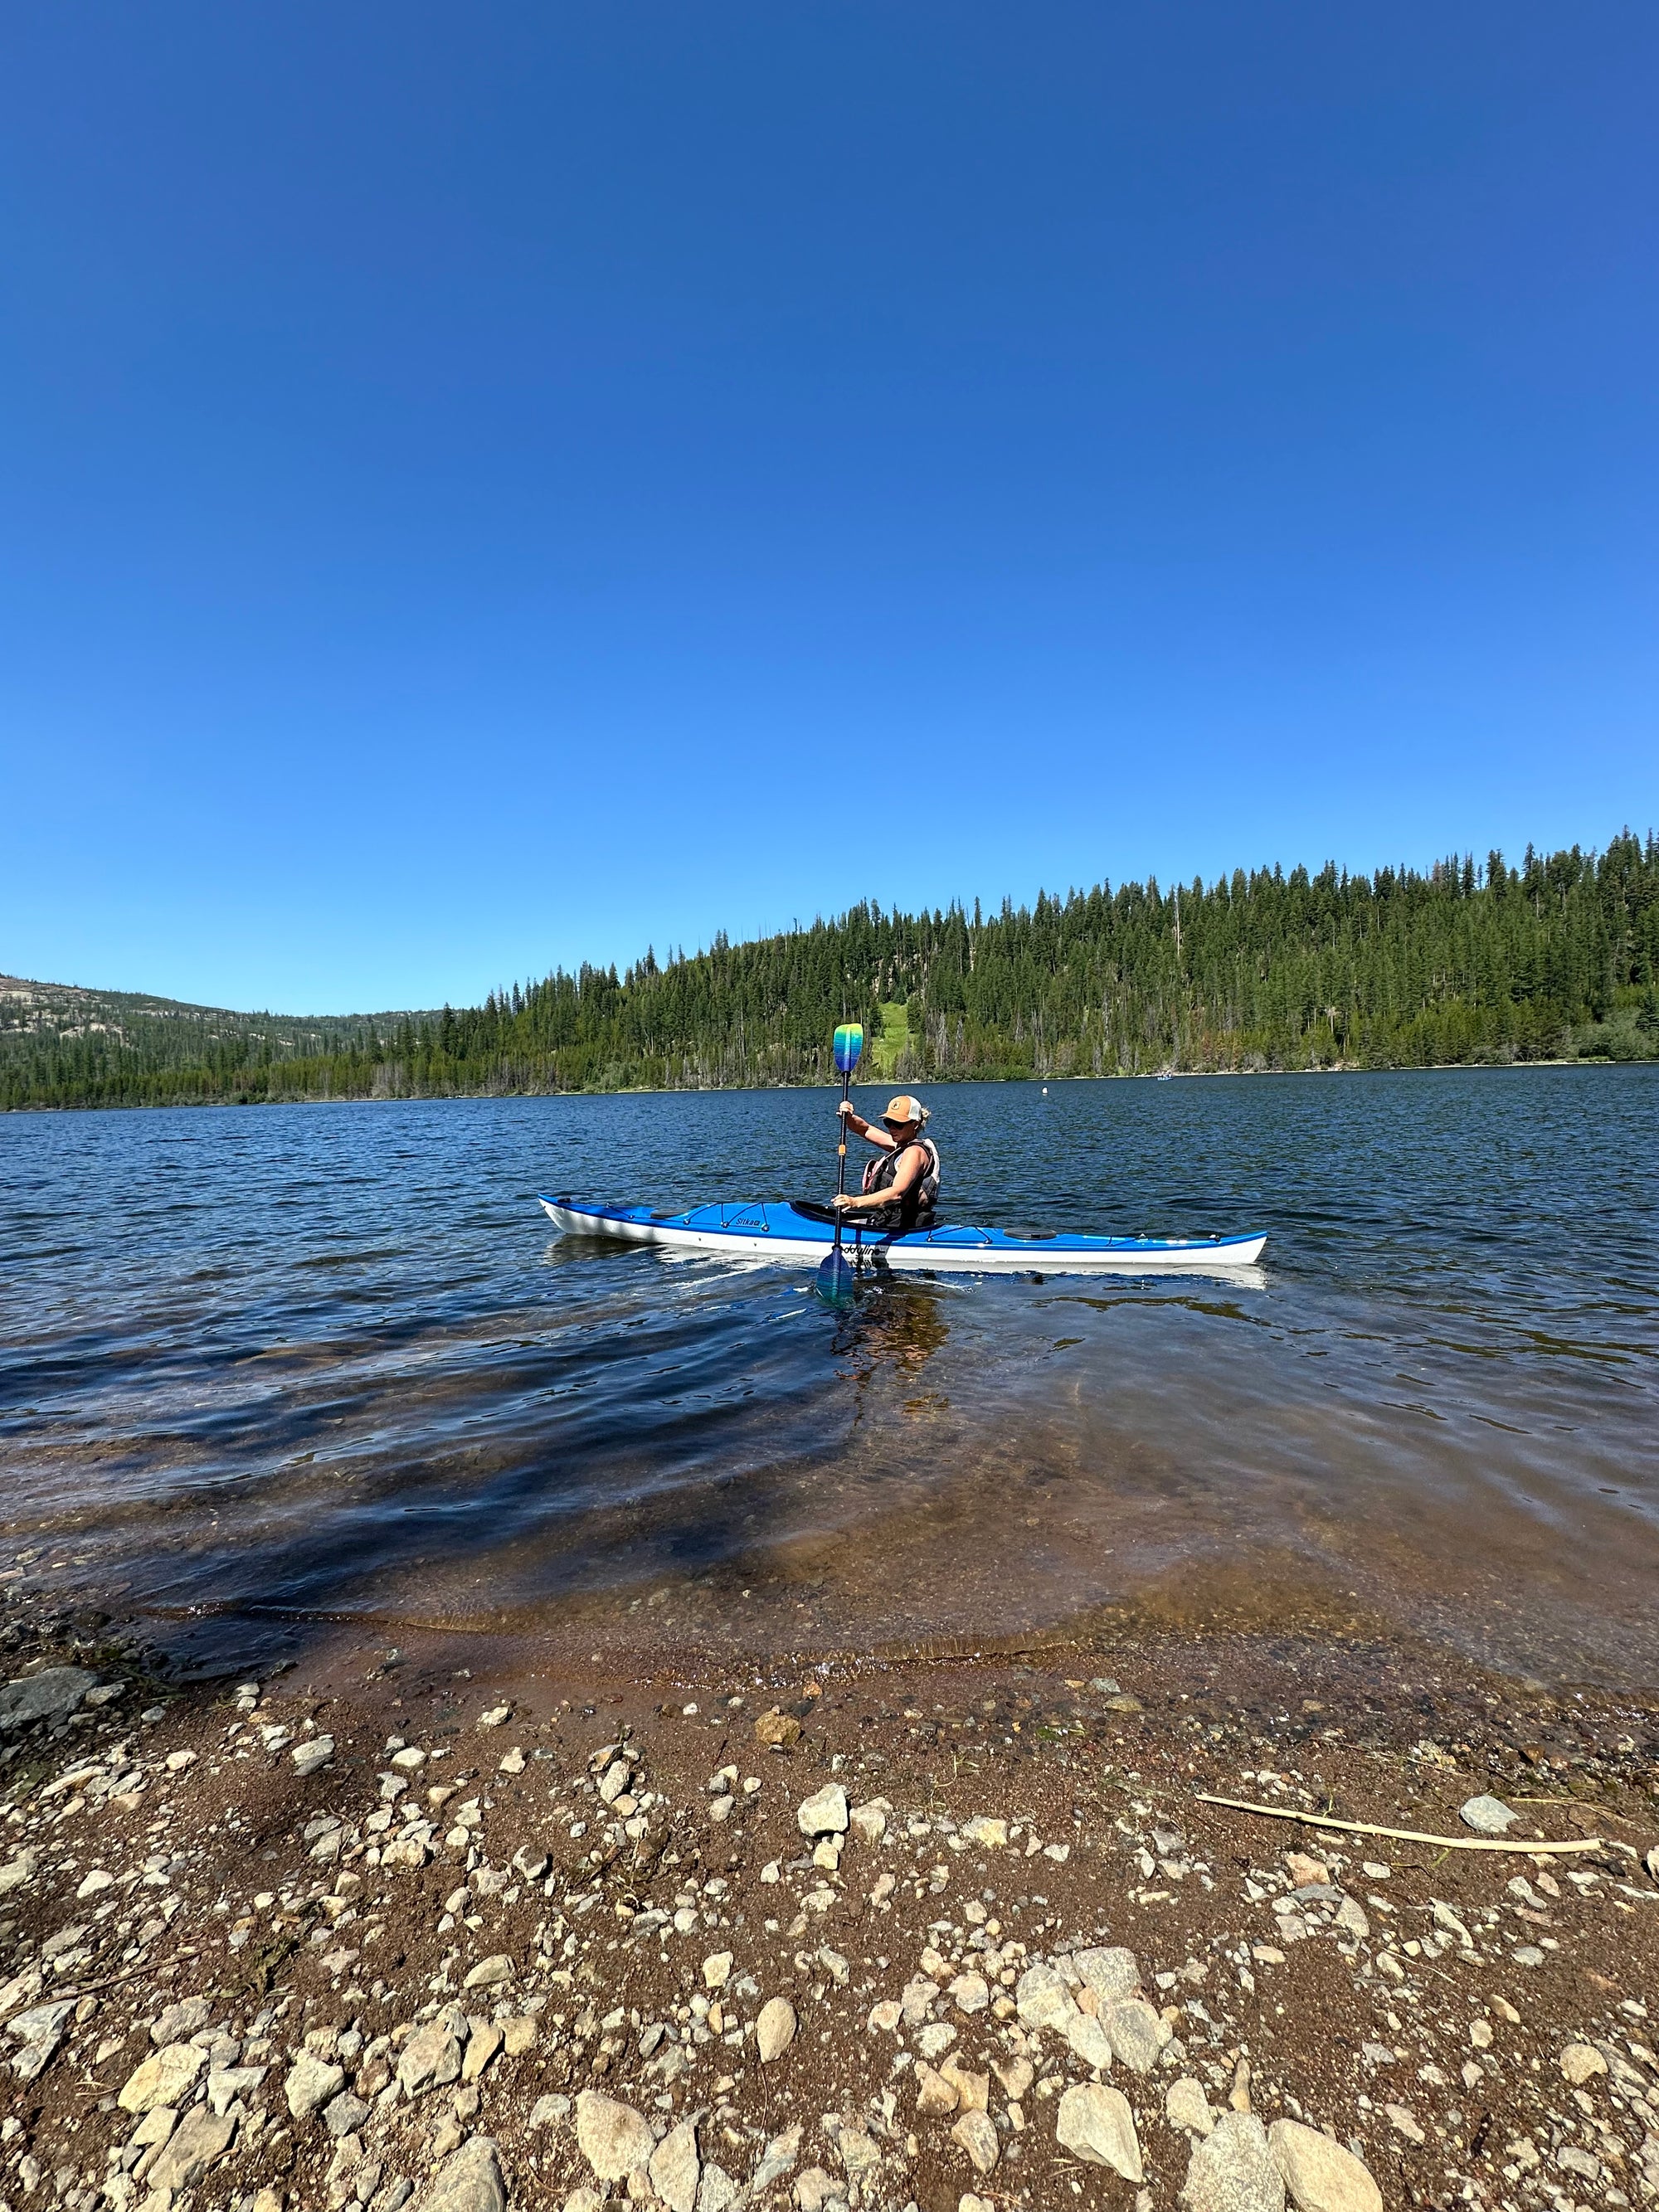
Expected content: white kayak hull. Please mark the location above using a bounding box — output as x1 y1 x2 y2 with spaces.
538 1197 1266 1276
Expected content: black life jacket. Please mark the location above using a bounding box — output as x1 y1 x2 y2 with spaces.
861 1135 941 1231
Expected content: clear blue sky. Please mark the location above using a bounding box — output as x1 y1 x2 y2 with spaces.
3 4 1655 1013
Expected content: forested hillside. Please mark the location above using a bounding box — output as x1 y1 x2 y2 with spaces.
5 829 1656 1108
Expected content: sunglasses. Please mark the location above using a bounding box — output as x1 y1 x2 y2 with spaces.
883 1116 917 1131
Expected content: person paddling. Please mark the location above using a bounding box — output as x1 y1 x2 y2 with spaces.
831 1094 942 1233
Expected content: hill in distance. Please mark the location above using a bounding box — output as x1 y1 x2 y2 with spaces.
4 826 1657 1109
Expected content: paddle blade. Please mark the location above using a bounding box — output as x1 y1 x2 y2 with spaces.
833 1023 864 1076
816 1246 856 1305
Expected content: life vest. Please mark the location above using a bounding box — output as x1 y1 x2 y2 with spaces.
861 1135 941 1231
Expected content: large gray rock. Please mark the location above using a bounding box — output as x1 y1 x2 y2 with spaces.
398 2023 464 2098
577 2089 655 2181
1183 2112 1287 2212
1015 1962 1080 2033
1073 1946 1141 2003
1267 2121 1383 2212
7 2001 71 2083
285 2050 346 2119
951 2110 999 2176
413 2136 508 2212
650 2117 702 2212
1167 2078 1217 2136
151 1996 213 2045
147 2107 237 2194
119 2041 207 2114
698 2165 740 2212
1102 1996 1167 2073
1056 2083 1142 2180
1062 2010 1115 2071
751 2124 801 2195
0 1669 96 1733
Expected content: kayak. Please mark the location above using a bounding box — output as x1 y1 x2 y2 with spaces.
538 1196 1266 1276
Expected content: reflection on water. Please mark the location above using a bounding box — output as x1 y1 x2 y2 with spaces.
2 1068 1657 1685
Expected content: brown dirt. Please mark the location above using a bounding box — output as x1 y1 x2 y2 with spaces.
2 1599 1657 2212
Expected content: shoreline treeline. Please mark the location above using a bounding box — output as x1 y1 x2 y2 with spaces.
4 830 1657 1108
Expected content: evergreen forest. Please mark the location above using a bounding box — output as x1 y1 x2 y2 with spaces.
4 829 1657 1110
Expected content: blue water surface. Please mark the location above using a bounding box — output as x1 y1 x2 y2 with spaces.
2 1069 1657 1685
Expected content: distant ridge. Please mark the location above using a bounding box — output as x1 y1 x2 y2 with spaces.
4 828 1656 1108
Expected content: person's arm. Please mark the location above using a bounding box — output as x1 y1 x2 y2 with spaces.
837 1101 895 1152
833 1142 923 1213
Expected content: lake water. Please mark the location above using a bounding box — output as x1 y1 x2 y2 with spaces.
3 1069 1657 1687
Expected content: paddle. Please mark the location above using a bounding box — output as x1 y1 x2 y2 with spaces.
816 1022 864 1304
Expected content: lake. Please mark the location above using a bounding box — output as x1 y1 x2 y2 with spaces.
3 1067 1657 1687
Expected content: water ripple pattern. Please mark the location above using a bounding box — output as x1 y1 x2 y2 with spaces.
3 1068 1656 1684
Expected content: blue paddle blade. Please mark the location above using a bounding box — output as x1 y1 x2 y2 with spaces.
833 1023 864 1076
816 1246 856 1305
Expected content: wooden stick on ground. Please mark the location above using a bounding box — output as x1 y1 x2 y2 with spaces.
1195 1791 1607 1855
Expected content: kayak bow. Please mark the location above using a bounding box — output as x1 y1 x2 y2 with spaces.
537 1197 1265 1276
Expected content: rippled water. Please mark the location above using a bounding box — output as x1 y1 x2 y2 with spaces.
3 1068 1657 1685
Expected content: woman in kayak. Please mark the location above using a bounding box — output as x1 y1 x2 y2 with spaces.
831 1094 942 1232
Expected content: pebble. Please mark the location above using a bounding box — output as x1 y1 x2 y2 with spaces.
151 1995 213 2044
951 2109 1000 2175
576 2088 656 2180
412 2134 508 2212
1459 1793 1517 1835
1182 2111 1287 2212
463 1954 515 1990
1167 2078 1217 2136
285 2049 347 2118
949 1971 990 2014
1267 2120 1383 2212
703 1951 733 1989
1102 1996 1167 2073
848 1798 888 1842
1055 2083 1143 2180
649 2116 702 2212
1015 1961 1078 2031
756 1995 796 2063
1284 1853 1330 1888
917 2062 957 2117
147 2106 237 2194
1073 1945 1141 2003
752 2122 802 2194
1559 2042 1607 2084
398 2023 464 2098
1063 2010 1115 2071
462 2023 504 2083
961 1816 1008 1848
698 2162 740 2212
291 1733 335 1777
796 1782 849 1837
119 2041 207 2114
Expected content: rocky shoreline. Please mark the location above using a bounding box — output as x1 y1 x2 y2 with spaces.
2 1601 1657 2212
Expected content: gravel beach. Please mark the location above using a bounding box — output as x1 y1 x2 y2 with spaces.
2 1597 1657 2212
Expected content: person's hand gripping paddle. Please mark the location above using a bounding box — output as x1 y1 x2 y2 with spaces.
816 1023 864 1305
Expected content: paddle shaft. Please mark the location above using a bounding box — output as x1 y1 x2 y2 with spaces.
830 1066 853 1262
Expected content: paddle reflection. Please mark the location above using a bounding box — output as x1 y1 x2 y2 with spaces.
839 1275 951 1388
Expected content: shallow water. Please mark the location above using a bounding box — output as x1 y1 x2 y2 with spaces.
3 1068 1657 1685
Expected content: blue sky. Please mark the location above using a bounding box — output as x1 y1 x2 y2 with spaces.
3 4 1655 1013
